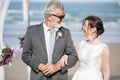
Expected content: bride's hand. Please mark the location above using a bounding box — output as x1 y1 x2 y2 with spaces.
57 55 68 68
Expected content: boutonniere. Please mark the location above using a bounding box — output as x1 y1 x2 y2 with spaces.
56 32 62 39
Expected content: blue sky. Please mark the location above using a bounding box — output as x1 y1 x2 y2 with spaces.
13 0 118 3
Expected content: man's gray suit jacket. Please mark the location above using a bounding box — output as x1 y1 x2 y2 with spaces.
22 23 78 80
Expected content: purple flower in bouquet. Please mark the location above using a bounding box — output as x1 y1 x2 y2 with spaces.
3 48 13 55
0 45 14 66
18 36 25 48
4 55 11 64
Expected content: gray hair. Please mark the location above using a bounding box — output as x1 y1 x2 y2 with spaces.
44 0 64 18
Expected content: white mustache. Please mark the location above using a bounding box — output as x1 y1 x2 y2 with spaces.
52 22 61 29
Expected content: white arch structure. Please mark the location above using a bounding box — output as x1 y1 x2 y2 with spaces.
0 0 30 80
0 0 11 80
0 0 11 49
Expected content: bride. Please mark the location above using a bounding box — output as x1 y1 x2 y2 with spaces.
59 15 110 80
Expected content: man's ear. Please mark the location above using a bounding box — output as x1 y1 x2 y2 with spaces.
47 14 52 21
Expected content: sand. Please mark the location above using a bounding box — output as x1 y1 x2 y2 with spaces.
4 43 120 80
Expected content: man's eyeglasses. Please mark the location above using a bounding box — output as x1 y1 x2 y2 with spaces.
51 14 65 21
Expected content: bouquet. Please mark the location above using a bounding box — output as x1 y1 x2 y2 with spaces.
18 35 25 48
0 45 14 66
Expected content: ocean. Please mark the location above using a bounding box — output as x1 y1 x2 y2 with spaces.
3 1 120 48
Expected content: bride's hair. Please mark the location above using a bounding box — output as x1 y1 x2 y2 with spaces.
82 15 104 37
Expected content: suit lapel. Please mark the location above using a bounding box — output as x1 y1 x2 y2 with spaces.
53 34 59 54
37 23 47 55
53 28 63 56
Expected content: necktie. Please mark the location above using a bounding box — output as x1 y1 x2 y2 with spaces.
48 30 55 63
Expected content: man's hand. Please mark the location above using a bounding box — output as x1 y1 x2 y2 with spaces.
42 63 62 76
37 63 46 72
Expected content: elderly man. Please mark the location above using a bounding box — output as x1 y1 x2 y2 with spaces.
22 0 78 80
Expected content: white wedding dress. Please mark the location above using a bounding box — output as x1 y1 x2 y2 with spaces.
72 40 106 80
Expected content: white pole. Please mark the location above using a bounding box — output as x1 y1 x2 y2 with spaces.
0 0 11 80
23 0 30 80
23 0 30 27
